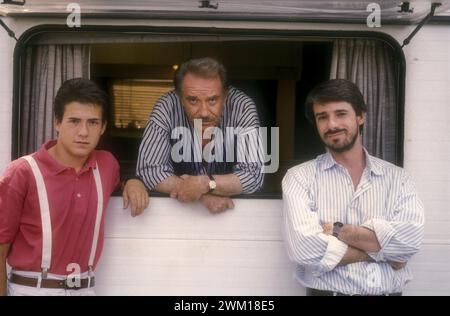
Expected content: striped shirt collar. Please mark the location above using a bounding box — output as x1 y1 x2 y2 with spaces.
319 147 384 176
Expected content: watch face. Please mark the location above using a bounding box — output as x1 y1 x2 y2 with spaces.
209 180 217 190
333 222 343 238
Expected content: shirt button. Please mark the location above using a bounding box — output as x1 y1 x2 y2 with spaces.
77 193 81 198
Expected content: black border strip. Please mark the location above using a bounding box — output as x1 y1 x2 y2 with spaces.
12 25 406 199
429 15 450 24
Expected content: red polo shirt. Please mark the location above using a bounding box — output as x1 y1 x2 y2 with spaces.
0 140 120 275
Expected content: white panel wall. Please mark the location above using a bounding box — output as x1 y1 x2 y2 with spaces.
96 197 450 296
402 26 450 245
0 17 13 173
95 198 305 296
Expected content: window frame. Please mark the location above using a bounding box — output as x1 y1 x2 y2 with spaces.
12 25 406 199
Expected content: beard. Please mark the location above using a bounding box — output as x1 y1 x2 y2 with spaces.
323 128 358 153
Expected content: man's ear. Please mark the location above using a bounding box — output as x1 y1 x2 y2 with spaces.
54 118 61 135
357 112 366 126
101 121 107 135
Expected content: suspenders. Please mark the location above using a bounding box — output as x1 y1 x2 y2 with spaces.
22 156 52 279
22 155 104 280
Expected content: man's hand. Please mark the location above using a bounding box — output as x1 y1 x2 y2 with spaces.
322 223 381 253
170 175 209 203
338 246 375 266
388 261 407 270
322 222 333 235
123 179 149 217
200 194 234 214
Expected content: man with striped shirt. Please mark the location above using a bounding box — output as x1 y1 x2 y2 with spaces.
282 79 424 296
137 58 263 213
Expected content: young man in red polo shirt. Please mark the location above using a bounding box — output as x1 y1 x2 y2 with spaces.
0 78 149 296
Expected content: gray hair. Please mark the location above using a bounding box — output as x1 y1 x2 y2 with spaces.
174 57 228 94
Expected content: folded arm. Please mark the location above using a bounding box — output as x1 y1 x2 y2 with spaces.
337 224 381 252
321 173 424 268
282 169 372 277
360 174 425 263
322 223 403 269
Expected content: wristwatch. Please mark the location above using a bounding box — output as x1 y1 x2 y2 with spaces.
332 222 344 238
207 174 217 193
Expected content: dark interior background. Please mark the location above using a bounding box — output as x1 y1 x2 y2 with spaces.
91 40 333 196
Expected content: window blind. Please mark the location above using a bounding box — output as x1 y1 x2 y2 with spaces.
111 79 173 129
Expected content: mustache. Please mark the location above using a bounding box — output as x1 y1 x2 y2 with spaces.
196 117 216 123
325 129 346 136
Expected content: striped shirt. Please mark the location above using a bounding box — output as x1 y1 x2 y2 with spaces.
282 149 424 295
137 87 264 194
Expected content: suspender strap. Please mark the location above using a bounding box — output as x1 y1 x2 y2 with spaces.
22 155 52 277
88 163 103 270
22 157 104 278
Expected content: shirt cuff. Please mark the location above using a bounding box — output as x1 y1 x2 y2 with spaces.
233 167 261 194
312 234 348 277
138 169 173 191
361 219 396 262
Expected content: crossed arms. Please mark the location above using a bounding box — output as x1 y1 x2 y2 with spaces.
136 120 264 213
154 173 242 213
320 223 405 269
282 169 425 276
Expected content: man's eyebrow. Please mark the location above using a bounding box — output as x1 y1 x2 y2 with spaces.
314 111 327 117
67 117 101 121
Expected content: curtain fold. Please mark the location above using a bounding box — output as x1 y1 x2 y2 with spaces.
20 45 90 156
330 39 398 164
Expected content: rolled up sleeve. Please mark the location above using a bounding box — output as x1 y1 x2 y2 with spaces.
232 93 264 194
282 169 348 277
361 173 425 262
233 164 263 194
137 120 175 190
233 123 264 193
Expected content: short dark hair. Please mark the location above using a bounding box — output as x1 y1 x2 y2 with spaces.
305 79 367 127
174 57 228 94
54 78 108 123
